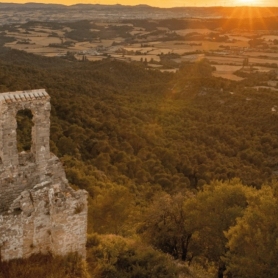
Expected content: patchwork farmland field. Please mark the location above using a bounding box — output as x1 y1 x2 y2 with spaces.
2 19 278 83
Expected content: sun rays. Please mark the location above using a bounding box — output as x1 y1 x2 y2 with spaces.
234 0 270 6
221 5 275 32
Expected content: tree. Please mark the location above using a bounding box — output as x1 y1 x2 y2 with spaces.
242 57 249 69
138 192 192 261
92 185 134 235
87 234 181 278
225 183 278 278
184 179 250 278
57 136 77 155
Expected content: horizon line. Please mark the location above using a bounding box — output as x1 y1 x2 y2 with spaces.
1 2 278 8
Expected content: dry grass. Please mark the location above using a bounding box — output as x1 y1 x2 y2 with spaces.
207 56 244 65
212 72 244 81
175 28 212 35
212 64 244 80
249 57 278 64
0 253 89 278
246 52 278 58
227 35 250 41
261 35 278 40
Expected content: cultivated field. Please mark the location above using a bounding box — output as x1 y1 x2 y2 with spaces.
2 21 278 82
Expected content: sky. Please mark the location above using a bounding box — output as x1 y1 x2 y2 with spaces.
1 0 277 8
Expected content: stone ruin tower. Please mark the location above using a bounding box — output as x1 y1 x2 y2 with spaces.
0 89 87 261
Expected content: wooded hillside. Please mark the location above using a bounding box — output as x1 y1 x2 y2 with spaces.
1 47 278 277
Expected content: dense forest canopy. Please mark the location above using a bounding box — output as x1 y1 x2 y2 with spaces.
1 47 277 190
1 44 278 277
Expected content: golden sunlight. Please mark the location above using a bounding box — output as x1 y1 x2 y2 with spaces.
235 0 261 5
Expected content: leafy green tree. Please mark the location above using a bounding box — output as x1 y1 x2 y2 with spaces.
87 234 181 278
92 185 134 235
139 192 192 261
57 136 76 156
184 179 251 278
94 153 111 172
225 183 278 278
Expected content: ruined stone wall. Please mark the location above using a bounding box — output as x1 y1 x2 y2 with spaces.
0 182 87 261
0 90 87 261
0 89 52 212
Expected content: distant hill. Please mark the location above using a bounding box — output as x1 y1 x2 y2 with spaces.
1 3 278 25
0 3 65 9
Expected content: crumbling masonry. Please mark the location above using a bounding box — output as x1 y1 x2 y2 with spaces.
0 89 87 261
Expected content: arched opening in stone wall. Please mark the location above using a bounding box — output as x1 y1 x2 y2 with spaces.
16 109 34 152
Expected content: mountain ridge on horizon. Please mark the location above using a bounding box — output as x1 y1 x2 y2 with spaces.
1 2 278 9
1 2 278 25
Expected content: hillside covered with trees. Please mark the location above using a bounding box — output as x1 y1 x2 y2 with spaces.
0 46 278 277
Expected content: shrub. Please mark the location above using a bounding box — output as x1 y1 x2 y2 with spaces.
0 252 89 278
87 233 181 278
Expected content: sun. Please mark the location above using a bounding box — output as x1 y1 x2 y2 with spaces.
235 0 261 5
